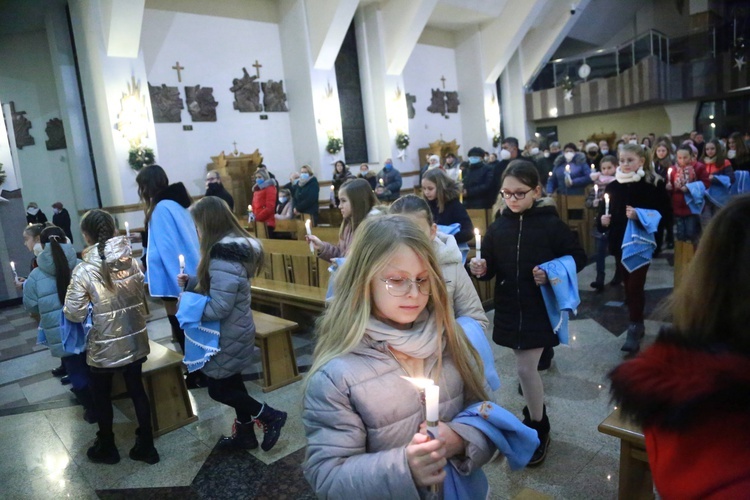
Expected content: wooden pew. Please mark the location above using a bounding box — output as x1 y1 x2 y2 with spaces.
253 310 302 392
112 340 197 437
251 277 327 318
555 193 592 257
258 239 331 289
598 408 654 499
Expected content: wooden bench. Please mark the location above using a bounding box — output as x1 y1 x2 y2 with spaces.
112 340 197 437
251 277 327 318
253 310 301 392
598 408 654 499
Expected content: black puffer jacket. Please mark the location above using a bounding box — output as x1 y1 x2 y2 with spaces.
481 199 587 349
462 162 495 209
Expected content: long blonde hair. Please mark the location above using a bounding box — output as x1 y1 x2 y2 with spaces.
190 196 264 292
307 215 488 402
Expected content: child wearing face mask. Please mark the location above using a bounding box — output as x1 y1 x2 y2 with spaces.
275 188 293 221
598 145 664 353
470 160 587 466
547 143 592 195
357 163 378 190
306 179 378 261
586 156 618 290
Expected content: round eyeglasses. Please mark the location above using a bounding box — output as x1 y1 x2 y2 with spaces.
379 277 431 297
500 189 532 200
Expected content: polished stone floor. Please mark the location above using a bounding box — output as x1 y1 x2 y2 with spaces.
0 252 673 499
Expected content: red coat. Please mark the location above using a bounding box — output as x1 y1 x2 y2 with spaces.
668 162 709 217
252 185 278 228
610 330 750 499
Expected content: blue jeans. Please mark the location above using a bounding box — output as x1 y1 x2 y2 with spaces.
595 234 609 277
675 215 701 244
62 352 90 391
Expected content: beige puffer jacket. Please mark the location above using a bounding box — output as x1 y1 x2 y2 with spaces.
64 236 149 369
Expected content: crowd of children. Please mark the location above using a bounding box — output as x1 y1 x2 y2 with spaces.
11 132 750 496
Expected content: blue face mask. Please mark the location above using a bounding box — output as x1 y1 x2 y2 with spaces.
300 173 310 180
279 197 288 203
468 156 481 164
384 163 392 170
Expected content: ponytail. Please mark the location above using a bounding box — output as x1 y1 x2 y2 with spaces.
80 209 117 292
40 226 71 303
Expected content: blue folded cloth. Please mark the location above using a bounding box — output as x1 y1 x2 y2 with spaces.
325 257 346 301
456 317 500 391
706 175 731 208
176 292 221 373
59 306 93 354
443 401 540 499
436 223 461 235
684 181 706 215
730 171 750 196
621 208 661 273
538 256 580 345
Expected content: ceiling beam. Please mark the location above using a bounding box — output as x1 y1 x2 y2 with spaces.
101 0 145 58
307 0 360 70
381 0 439 75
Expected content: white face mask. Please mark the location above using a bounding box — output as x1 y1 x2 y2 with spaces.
543 151 550 158
564 151 575 162
728 149 736 159
53 208 60 215
530 147 539 156
499 149 511 160
601 148 609 154
629 139 638 145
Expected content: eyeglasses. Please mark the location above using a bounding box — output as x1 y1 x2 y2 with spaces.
500 189 532 200
379 277 431 297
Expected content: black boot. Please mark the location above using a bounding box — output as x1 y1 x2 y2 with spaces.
523 406 550 467
609 267 622 287
217 419 259 450
537 346 554 371
129 428 160 464
167 315 185 353
52 361 66 378
590 272 605 291
70 387 97 424
87 431 120 464
621 323 645 353
254 404 287 451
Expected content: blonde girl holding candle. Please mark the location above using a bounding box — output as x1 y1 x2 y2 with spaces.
469 160 587 466
597 144 663 353
303 215 494 498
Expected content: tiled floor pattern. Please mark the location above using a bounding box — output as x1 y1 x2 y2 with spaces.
0 253 674 499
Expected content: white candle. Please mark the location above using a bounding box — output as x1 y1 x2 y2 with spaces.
474 228 482 261
124 221 130 240
379 178 384 187
247 204 253 223
10 261 17 279
179 254 185 275
548 171 552 178
424 384 440 440
305 219 314 253
590 164 595 172
604 193 610 216
247 204 253 212
667 167 673 182
330 185 334 191
565 164 571 174
594 184 599 197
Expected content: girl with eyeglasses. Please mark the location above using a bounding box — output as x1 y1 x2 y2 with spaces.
303 215 496 497
470 160 586 466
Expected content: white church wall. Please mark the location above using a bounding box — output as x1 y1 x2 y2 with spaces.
0 30 83 244
402 43 464 174
141 9 296 196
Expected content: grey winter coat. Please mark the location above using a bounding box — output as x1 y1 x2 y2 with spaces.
64 236 150 369
23 243 80 357
303 313 495 499
185 236 261 379
434 232 489 332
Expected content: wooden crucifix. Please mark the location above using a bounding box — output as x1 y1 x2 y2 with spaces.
172 61 185 82
440 75 446 89
252 60 263 79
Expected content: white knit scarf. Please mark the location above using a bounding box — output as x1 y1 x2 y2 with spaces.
615 166 645 183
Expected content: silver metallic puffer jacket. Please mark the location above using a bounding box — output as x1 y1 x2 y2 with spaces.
64 236 150 369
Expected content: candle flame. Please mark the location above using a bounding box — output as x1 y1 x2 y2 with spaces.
604 193 610 202
305 219 311 229
401 376 434 389
474 228 480 236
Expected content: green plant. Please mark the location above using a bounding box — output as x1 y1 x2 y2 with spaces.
395 132 410 150
326 137 343 154
492 134 501 148
128 146 155 171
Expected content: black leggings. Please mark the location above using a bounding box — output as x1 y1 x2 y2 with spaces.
90 360 152 435
206 373 262 422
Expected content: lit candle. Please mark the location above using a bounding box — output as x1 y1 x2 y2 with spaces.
594 184 599 197
124 221 130 240
305 219 314 253
10 261 17 279
179 254 185 275
667 167 673 183
330 185 334 191
590 163 595 172
425 384 440 440
247 204 253 223
474 228 481 261
565 164 571 174
458 169 463 203
548 171 552 178
379 178 384 187
604 193 610 216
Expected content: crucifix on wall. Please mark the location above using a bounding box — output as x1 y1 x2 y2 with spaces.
172 61 185 82
252 60 262 78
440 75 446 89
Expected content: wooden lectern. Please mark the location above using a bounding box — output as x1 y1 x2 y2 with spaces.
207 149 263 218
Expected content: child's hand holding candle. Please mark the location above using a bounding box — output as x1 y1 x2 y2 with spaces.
305 219 315 253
